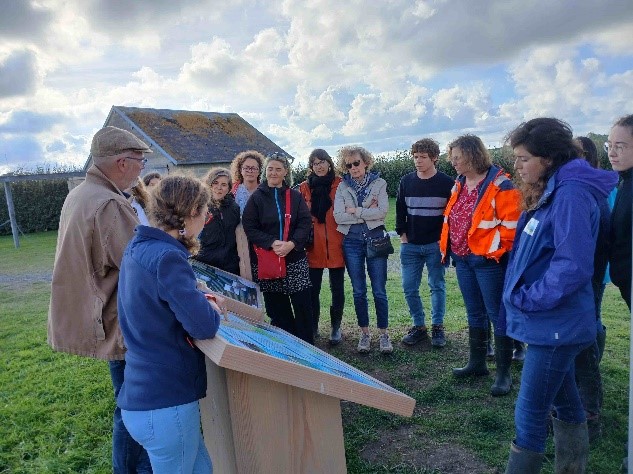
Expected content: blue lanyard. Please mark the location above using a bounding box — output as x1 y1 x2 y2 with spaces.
274 188 283 240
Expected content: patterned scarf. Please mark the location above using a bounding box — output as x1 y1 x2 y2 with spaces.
347 172 375 205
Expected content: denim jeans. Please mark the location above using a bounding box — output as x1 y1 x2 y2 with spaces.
451 253 506 332
109 360 152 474
514 342 591 453
400 242 446 327
122 401 212 474
343 237 389 329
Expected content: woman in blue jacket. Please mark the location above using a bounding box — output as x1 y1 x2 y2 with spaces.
502 118 618 473
118 175 222 473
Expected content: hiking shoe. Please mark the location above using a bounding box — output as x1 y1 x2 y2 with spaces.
357 333 371 353
431 324 446 347
329 327 342 345
379 333 393 354
401 326 428 345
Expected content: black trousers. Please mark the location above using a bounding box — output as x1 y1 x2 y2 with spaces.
263 288 314 344
309 267 345 330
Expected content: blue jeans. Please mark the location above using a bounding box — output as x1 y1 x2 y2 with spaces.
343 237 389 329
400 242 446 327
451 253 506 332
122 401 212 474
514 342 591 453
109 360 152 474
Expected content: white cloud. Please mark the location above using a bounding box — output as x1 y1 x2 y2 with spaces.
0 0 631 172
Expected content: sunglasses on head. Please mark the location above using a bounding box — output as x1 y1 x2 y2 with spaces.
345 160 361 169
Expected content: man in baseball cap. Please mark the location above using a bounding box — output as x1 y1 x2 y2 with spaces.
48 126 153 473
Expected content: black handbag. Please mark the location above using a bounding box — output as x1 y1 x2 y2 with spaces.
365 228 394 259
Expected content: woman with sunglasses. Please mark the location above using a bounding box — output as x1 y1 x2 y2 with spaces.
298 149 345 344
194 168 241 275
334 146 392 354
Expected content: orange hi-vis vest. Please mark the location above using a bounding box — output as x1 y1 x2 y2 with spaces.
439 167 521 263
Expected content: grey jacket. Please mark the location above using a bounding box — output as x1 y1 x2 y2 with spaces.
333 176 388 235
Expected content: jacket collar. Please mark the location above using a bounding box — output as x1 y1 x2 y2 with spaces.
134 225 189 254
86 164 127 198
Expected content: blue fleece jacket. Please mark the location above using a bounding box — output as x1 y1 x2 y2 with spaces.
503 159 618 346
117 226 220 411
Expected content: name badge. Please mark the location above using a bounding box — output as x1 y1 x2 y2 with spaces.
524 217 539 236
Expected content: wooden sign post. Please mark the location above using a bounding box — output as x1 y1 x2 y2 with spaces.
196 315 415 474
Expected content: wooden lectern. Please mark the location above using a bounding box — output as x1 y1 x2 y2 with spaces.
196 315 415 474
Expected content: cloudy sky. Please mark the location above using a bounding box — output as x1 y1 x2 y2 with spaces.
1 0 632 174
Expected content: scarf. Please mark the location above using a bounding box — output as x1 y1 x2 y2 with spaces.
307 173 335 223
347 172 374 205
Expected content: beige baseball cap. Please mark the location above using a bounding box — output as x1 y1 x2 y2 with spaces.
90 126 153 157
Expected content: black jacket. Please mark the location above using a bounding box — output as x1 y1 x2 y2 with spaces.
194 195 241 274
242 183 311 264
610 169 632 292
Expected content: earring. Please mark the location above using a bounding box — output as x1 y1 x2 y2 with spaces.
179 228 186 236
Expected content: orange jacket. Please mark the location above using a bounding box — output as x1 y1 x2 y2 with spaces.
299 177 345 269
439 166 521 263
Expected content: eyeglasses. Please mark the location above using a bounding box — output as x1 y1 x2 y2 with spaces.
312 160 328 168
604 142 629 155
124 156 148 166
242 166 259 173
345 160 361 169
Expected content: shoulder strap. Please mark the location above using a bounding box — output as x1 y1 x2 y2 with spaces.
283 189 291 241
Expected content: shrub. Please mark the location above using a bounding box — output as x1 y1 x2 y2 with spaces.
0 165 80 236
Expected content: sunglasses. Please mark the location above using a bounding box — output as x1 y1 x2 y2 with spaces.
345 160 362 169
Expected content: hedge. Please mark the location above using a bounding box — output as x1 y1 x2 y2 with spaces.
3 141 610 236
292 148 518 198
0 179 71 235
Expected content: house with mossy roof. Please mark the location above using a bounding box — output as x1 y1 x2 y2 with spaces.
83 105 292 177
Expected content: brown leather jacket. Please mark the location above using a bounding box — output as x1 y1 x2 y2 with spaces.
47 165 139 360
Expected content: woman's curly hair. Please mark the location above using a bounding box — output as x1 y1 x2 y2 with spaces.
148 175 209 254
230 150 264 185
336 145 374 174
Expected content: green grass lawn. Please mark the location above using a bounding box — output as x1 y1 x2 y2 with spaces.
0 229 629 473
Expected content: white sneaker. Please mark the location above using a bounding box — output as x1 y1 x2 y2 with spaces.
357 332 371 353
379 333 393 354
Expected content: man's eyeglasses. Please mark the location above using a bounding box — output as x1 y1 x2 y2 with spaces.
242 166 259 173
604 142 628 155
124 156 148 166
345 160 361 169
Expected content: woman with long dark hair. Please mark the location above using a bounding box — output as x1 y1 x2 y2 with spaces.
299 149 345 343
502 118 617 472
